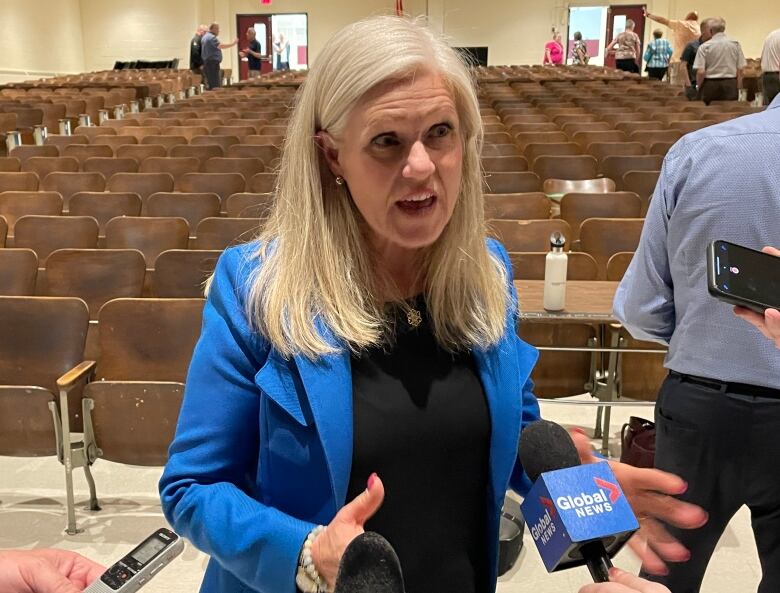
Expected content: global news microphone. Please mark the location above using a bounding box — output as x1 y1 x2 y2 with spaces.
159 15 706 593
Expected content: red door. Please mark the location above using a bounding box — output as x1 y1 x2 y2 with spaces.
605 5 647 69
236 14 273 80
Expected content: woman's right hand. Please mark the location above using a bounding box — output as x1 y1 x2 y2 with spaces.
311 473 385 589
579 568 670 593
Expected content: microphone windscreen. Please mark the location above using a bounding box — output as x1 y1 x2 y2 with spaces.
333 532 405 593
519 420 581 483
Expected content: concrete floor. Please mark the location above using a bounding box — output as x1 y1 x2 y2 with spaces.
0 396 762 593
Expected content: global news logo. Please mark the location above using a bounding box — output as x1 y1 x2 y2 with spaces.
531 477 624 544
556 477 621 518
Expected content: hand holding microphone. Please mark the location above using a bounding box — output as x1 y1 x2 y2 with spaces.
312 473 385 590
568 430 708 575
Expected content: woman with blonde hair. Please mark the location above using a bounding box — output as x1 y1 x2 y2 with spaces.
161 15 704 593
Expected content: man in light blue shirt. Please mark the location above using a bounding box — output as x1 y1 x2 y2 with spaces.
200 23 238 90
614 96 780 592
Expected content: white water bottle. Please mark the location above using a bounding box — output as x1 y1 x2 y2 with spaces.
543 232 567 312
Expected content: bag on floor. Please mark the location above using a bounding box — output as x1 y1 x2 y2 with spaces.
620 416 655 468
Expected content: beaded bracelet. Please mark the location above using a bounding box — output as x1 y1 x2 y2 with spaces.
297 525 329 593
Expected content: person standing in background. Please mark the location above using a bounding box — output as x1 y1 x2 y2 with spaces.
607 20 641 73
277 32 290 70
681 20 712 100
240 28 264 78
645 9 700 85
571 31 589 65
761 27 780 105
543 32 564 65
201 23 238 90
644 29 674 80
189 24 207 73
694 17 746 104
614 92 780 593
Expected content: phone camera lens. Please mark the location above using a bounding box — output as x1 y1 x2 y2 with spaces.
720 244 727 252
723 284 729 291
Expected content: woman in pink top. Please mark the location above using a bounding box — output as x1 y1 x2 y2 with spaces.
543 32 564 65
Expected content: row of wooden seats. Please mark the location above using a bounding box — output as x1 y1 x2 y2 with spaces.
0 294 203 533
0 170 278 203
488 217 643 280
1 154 268 179
1 189 269 233
0 247 218 307
8 142 280 170
481 153 663 184
0 214 259 263
509 251 634 283
486 191 643 239
481 165 658 194
24 131 284 152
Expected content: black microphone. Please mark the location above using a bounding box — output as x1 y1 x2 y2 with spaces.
333 532 406 593
519 420 638 583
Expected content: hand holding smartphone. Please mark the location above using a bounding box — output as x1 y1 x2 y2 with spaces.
707 241 780 313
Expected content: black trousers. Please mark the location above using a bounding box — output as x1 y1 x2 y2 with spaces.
699 78 738 105
616 58 639 73
203 60 221 90
763 72 780 106
641 373 780 593
647 67 668 81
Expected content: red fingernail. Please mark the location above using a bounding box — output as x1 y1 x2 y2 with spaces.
367 473 377 490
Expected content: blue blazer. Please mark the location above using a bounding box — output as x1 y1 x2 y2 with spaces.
159 239 540 593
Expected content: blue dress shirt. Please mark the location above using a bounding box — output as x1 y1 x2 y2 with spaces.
159 239 540 593
614 95 780 389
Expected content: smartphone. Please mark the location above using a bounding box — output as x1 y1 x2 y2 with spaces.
83 528 184 592
707 241 780 313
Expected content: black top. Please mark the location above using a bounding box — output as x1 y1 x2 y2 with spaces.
346 299 492 593
190 34 203 70
248 40 263 71
682 39 702 85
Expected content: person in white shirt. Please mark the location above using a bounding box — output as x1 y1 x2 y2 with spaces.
761 28 780 105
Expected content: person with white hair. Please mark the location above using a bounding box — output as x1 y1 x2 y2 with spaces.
160 15 705 593
694 17 746 104
240 27 264 78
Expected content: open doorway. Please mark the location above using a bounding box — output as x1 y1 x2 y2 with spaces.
235 13 308 81
567 5 646 68
604 5 647 69
567 6 609 66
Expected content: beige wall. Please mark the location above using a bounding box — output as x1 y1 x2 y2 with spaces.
79 0 198 72
0 0 85 83
0 0 777 83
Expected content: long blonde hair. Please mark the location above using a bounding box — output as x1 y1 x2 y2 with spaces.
248 15 508 359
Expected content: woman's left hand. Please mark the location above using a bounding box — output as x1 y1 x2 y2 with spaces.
570 431 708 575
